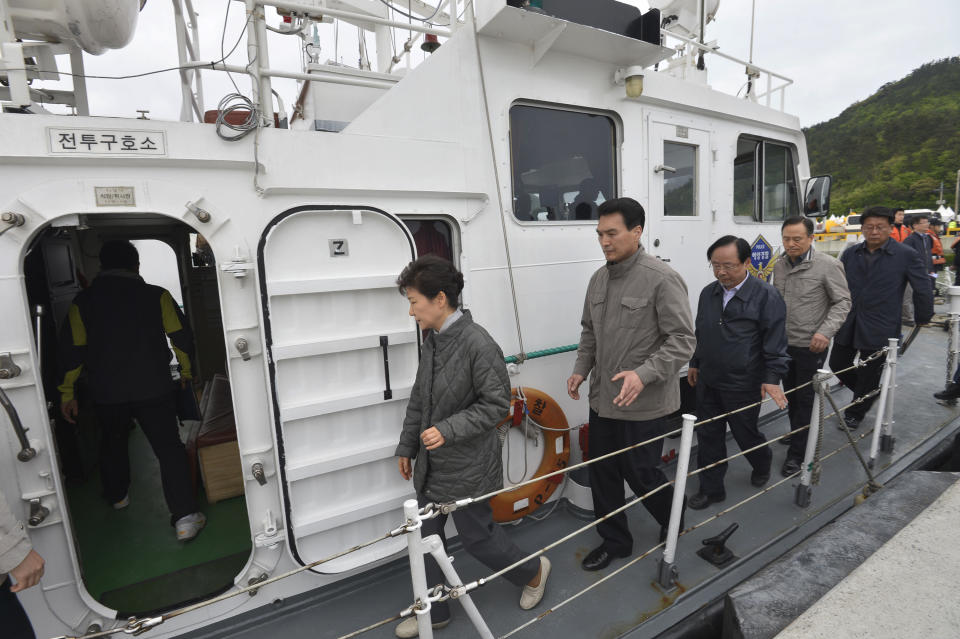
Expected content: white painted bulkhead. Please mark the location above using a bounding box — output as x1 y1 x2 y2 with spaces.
0 8 814 638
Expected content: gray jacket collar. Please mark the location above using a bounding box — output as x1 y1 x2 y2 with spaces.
605 244 644 279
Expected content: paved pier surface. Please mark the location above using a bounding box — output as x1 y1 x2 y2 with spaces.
775 473 960 639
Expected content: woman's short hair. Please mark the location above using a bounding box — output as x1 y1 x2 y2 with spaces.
397 255 465 309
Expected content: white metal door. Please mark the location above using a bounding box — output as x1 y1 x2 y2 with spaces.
260 207 419 572
648 120 712 307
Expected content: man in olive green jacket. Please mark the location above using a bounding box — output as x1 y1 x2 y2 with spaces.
568 198 696 572
771 216 851 476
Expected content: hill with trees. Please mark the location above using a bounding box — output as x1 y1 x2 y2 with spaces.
804 57 960 214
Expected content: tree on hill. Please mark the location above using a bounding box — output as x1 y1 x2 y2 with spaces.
804 57 960 214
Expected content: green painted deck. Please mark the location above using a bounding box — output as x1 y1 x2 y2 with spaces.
65 424 252 615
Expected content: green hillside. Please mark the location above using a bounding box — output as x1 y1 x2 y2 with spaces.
804 57 960 214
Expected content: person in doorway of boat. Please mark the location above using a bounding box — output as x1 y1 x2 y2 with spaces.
687 236 790 510
1 490 44 639
770 217 851 477
831 206 933 430
57 240 206 542
901 213 934 326
394 256 549 638
567 198 696 571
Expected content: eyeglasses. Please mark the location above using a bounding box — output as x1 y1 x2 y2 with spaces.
710 262 742 272
862 225 890 233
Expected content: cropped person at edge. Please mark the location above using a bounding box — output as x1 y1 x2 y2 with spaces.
567 197 696 572
394 256 549 638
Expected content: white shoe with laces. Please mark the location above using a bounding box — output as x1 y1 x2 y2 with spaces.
175 512 206 541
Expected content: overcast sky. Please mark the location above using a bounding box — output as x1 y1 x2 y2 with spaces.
32 0 960 128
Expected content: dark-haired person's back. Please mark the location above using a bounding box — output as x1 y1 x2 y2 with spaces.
58 240 205 541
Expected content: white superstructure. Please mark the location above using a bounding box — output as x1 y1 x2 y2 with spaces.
0 1 828 637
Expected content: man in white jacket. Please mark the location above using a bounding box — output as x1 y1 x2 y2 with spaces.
1 490 44 639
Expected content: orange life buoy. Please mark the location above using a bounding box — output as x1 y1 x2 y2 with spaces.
490 387 571 522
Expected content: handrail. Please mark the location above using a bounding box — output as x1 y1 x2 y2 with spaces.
0 386 36 462
504 344 578 364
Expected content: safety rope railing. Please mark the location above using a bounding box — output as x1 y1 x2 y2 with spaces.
436 347 890 515
52 345 900 639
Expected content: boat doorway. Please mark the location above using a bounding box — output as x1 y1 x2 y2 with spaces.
23 214 252 616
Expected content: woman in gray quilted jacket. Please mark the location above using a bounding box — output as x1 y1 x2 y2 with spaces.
394 255 550 638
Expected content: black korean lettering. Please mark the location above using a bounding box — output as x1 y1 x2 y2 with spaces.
80 134 98 150
100 134 117 150
57 133 77 150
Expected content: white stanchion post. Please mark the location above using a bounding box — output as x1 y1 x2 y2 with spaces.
948 311 960 399
796 370 828 507
403 500 434 639
423 535 494 639
657 414 694 589
879 337 899 454
868 342 897 468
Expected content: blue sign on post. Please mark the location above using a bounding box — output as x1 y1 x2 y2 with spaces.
747 234 778 282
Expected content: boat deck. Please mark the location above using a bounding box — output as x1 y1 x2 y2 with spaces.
181 323 960 639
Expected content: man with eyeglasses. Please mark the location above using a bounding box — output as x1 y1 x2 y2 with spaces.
771 217 851 477
686 236 789 510
831 206 933 430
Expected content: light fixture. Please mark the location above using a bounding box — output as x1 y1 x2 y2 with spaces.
625 73 644 98
421 34 440 53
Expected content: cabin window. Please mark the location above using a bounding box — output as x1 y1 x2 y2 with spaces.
509 104 617 222
663 141 697 216
733 136 800 222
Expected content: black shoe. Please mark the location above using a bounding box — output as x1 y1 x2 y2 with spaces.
934 383 960 400
781 458 802 477
581 545 629 571
840 414 861 431
688 492 725 510
750 470 771 487
779 435 792 445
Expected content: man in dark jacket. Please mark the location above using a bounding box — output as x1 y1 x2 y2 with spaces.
901 213 933 325
58 240 205 541
687 236 789 510
831 206 934 429
568 198 696 571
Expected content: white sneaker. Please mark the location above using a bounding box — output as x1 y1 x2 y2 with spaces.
394 616 450 638
112 495 130 510
519 556 551 610
175 512 206 541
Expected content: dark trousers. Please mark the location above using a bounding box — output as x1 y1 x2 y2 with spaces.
695 385 771 496
95 392 197 522
420 498 539 622
1 577 35 639
784 346 827 462
587 410 674 555
828 343 885 421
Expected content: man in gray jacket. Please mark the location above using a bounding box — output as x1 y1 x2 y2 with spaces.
772 217 851 476
568 197 696 571
1 490 44 639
